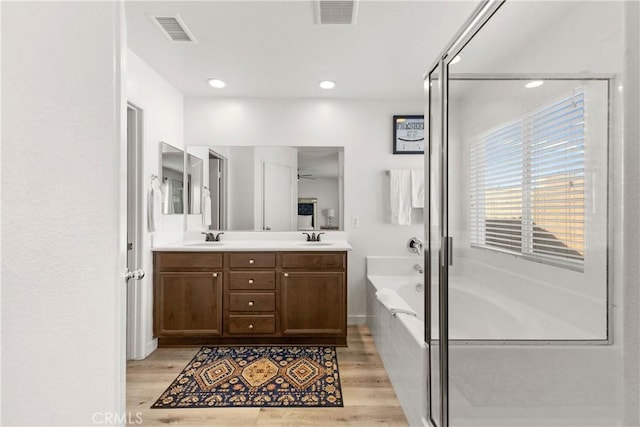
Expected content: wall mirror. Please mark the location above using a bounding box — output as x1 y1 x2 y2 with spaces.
160 142 184 215
185 145 344 231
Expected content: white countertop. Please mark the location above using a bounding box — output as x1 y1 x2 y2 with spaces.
152 239 352 252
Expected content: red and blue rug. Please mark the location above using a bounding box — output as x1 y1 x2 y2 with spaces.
151 346 343 408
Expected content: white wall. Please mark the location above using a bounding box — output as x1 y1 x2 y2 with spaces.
127 50 184 357
2 2 125 424
185 98 425 323
623 1 640 423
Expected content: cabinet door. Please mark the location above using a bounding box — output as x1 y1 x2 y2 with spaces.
281 271 346 336
155 272 223 336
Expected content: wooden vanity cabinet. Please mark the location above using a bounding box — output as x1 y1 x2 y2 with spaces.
280 252 347 344
225 253 278 336
153 250 347 346
153 252 223 345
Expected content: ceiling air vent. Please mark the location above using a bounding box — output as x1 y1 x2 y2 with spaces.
150 15 197 43
314 0 358 25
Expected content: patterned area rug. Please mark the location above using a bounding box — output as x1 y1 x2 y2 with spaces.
151 346 343 408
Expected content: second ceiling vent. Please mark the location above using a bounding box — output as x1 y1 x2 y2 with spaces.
150 15 197 43
314 0 359 25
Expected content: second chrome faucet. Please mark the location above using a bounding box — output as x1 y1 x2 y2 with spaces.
202 232 224 242
303 232 325 242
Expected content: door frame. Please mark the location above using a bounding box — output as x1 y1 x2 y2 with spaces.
126 102 146 360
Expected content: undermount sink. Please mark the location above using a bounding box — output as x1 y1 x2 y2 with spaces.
184 242 226 247
293 242 335 246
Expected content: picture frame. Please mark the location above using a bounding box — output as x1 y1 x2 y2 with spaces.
393 115 425 154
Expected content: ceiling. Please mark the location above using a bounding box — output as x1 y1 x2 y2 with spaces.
125 1 480 100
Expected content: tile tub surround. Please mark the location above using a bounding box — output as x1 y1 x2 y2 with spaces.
366 255 427 426
366 277 427 427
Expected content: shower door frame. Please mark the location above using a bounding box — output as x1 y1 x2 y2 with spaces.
424 1 615 425
423 1 507 426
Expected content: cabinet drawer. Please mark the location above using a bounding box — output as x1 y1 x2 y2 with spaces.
281 252 346 270
228 315 275 334
229 292 275 312
155 252 222 271
229 271 275 290
229 253 275 269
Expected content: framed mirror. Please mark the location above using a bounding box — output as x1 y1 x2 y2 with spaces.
185 145 344 231
160 142 184 215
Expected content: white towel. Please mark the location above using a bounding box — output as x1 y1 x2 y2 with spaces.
390 169 412 225
411 169 425 208
147 186 156 233
202 187 212 227
375 288 415 313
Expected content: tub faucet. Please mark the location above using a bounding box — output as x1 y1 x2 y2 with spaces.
407 237 424 255
303 232 325 242
413 263 424 274
202 232 224 242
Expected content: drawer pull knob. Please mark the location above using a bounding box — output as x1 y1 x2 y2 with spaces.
284 273 289 278
249 259 255 264
248 279 254 284
212 273 218 278
248 301 254 306
248 324 254 329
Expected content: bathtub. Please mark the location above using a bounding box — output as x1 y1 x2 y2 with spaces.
365 256 620 427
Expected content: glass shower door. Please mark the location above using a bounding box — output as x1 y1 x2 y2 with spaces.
425 63 444 426
435 1 623 426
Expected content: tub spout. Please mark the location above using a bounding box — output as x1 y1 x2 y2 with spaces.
390 308 417 317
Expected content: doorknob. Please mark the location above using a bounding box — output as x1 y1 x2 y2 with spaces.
125 269 145 280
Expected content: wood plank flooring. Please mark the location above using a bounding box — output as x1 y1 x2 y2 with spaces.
127 325 408 426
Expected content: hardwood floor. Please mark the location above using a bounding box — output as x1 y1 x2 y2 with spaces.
127 325 409 426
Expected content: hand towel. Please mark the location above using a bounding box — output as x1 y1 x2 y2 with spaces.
390 169 412 225
411 169 425 208
147 186 156 233
202 187 212 227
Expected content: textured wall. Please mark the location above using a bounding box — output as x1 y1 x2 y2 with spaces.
2 2 125 424
623 1 640 424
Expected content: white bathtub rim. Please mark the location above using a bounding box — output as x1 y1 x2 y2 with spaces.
367 275 601 342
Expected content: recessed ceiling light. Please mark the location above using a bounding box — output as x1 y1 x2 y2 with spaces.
449 55 461 65
206 78 226 88
319 80 336 90
525 80 544 89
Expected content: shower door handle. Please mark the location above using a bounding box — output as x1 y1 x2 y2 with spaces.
442 237 453 267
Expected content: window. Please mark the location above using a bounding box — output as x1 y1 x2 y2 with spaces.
470 89 585 270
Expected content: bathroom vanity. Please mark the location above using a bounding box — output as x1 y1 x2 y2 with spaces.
152 242 349 347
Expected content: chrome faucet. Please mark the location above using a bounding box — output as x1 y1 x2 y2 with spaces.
303 232 325 242
202 232 224 242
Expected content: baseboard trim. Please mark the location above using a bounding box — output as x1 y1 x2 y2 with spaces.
144 338 158 359
348 315 367 325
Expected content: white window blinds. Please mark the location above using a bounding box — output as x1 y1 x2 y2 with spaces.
470 89 585 270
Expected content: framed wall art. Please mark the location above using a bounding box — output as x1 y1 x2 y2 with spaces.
393 115 425 154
